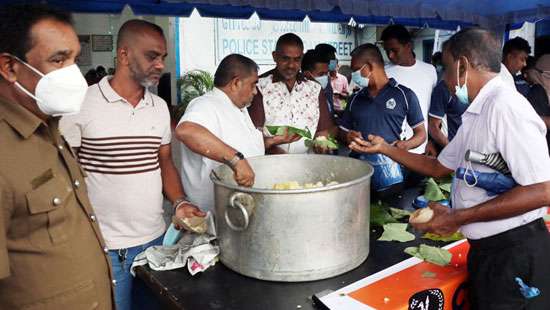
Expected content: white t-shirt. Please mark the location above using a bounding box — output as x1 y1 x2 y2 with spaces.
59 76 171 249
438 76 550 239
178 88 265 212
386 61 437 154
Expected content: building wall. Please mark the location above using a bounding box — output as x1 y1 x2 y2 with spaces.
72 6 177 105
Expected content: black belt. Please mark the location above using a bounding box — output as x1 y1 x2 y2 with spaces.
468 218 548 250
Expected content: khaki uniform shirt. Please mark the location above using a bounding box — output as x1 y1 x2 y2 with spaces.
0 99 114 309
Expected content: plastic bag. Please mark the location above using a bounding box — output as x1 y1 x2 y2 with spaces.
358 153 404 191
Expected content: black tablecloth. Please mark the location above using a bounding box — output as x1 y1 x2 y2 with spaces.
135 187 448 310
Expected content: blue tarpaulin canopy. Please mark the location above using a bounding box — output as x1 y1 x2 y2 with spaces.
4 0 550 30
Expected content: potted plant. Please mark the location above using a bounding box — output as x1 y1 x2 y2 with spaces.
173 70 214 123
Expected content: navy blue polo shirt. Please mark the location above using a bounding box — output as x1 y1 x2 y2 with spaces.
428 80 467 142
514 74 530 98
340 78 424 145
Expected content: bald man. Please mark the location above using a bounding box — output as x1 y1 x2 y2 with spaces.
60 20 204 310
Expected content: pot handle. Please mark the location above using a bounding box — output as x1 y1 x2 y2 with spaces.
225 192 254 231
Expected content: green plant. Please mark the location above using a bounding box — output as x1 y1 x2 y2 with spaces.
173 70 214 122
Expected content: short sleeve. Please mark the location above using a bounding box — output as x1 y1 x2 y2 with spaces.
437 130 463 171
59 111 85 148
179 97 222 136
0 176 12 279
157 98 172 145
339 93 356 131
247 89 265 128
494 96 550 185
428 82 449 119
406 91 424 128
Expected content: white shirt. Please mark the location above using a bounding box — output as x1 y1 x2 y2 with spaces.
499 63 516 89
386 60 437 154
178 88 265 212
59 76 171 249
438 76 550 239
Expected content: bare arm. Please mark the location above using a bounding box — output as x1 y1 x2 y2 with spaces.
413 181 550 235
349 134 452 178
159 144 205 218
428 116 449 147
176 122 240 163
175 121 255 187
395 124 427 150
158 144 185 204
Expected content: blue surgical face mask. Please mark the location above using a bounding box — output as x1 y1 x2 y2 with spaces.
328 59 338 71
314 75 329 89
351 65 370 88
455 61 469 105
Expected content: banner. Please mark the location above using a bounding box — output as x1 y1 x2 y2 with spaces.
214 16 355 66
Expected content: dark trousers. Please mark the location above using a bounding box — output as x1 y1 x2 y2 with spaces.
467 218 550 309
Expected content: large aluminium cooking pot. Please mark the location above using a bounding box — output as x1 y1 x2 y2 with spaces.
210 154 373 282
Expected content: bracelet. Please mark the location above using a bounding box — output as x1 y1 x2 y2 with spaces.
172 197 191 212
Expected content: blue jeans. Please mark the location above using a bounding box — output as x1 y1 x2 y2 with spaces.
108 235 163 310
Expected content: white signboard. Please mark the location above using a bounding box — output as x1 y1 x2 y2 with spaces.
214 17 354 66
178 13 356 75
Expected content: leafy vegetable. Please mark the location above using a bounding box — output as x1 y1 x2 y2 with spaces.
424 178 448 201
404 244 452 266
265 125 312 140
370 201 398 226
422 232 465 242
390 207 412 219
422 271 437 278
438 182 452 194
378 223 415 242
305 135 339 150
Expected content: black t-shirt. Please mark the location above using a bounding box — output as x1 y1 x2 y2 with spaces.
526 84 550 153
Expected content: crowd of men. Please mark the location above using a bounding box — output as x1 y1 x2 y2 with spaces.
1 3 550 310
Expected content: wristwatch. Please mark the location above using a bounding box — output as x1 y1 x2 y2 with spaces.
224 151 244 169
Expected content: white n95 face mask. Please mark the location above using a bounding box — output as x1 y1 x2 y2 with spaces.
13 57 88 116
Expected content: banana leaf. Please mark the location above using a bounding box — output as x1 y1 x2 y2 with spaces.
404 244 452 266
389 207 412 219
424 178 448 201
370 201 398 226
265 125 312 140
304 135 339 150
378 223 415 242
422 232 465 242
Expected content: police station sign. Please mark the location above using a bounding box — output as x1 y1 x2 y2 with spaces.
213 16 355 66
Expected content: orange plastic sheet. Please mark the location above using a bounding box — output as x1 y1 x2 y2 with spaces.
319 240 469 310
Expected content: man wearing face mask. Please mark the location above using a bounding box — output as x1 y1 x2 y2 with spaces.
60 19 204 310
249 33 337 154
0 5 114 309
350 28 550 309
176 54 295 212
339 43 426 194
302 49 330 90
315 43 338 116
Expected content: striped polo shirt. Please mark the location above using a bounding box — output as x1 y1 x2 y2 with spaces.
60 76 171 249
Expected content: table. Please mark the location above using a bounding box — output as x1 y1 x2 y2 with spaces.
135 187 449 310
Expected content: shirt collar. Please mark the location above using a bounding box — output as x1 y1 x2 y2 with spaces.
465 75 501 115
357 78 398 98
265 69 307 84
0 98 44 139
97 76 155 106
211 87 243 112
